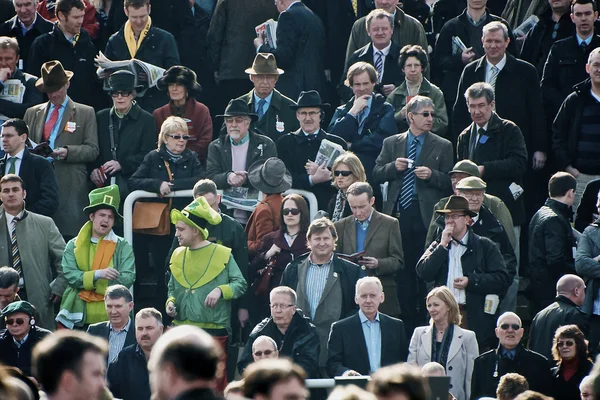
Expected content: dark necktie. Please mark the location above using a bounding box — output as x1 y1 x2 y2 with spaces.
11 217 22 277
470 127 485 158
7 157 17 174
398 138 418 210
375 51 384 82
257 99 266 120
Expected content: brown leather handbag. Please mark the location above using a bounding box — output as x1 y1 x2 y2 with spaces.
132 160 173 236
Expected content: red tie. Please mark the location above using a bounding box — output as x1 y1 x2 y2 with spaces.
43 105 60 142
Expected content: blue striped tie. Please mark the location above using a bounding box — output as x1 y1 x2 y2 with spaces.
257 99 266 120
375 51 383 82
398 138 418 210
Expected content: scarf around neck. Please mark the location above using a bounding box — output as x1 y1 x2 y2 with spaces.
124 16 152 58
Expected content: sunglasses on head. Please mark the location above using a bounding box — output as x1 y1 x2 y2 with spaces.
254 349 274 357
5 318 26 326
282 208 301 216
110 90 132 98
167 134 192 141
334 170 353 177
558 340 575 348
499 323 521 331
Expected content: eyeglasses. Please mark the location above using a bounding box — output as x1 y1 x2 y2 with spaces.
282 208 301 216
224 117 249 124
334 170 353 177
551 22 560 40
254 349 275 357
412 111 436 118
111 90 132 98
5 318 26 326
557 340 575 348
499 323 521 331
461 191 485 199
269 304 295 310
166 134 192 141
297 111 320 118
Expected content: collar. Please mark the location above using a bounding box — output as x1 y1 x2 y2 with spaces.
4 207 25 220
364 95 373 110
355 208 374 228
229 133 250 146
487 54 507 70
6 147 25 161
303 129 320 136
452 230 469 247
285 1 301 11
308 253 334 267
408 130 425 144
18 13 37 32
359 309 380 323
500 346 517 358
50 96 70 111
577 33 593 46
466 10 487 26
253 91 274 105
13 333 29 347
373 42 392 57
110 318 131 333
476 121 489 131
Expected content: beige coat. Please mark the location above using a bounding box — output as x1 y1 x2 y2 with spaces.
0 208 67 329
408 325 479 400
24 99 99 237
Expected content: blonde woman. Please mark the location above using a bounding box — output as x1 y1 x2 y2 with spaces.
327 152 367 222
408 286 479 400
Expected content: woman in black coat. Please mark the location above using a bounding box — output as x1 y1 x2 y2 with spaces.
327 152 367 222
550 324 594 400
250 194 309 321
129 116 205 313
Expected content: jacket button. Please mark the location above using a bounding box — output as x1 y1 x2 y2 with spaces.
448 366 453 371
449 384 453 389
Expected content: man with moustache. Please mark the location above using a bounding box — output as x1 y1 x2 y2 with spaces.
107 307 164 400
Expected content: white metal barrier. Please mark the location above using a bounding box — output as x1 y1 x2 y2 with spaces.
306 379 336 389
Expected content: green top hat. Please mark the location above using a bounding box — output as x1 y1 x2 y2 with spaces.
2 300 36 318
171 196 222 239
83 184 122 218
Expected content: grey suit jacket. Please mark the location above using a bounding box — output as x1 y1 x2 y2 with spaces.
23 99 99 237
373 131 453 228
334 210 403 316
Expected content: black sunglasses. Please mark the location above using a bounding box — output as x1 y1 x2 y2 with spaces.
110 90 132 98
413 111 436 118
167 134 193 141
334 170 353 177
5 317 26 326
499 323 521 331
557 340 575 348
254 349 275 357
282 208 301 216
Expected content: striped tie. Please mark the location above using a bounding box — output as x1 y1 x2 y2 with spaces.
398 138 418 210
375 51 384 82
488 66 499 91
257 98 266 120
11 217 22 277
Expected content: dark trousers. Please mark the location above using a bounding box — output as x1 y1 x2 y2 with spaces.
397 200 427 337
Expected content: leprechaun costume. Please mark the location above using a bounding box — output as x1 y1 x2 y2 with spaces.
167 197 247 332
56 185 136 329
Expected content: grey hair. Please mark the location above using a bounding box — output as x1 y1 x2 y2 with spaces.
589 47 600 64
483 21 509 41
464 82 495 104
497 311 522 327
365 9 394 31
355 276 383 294
252 335 278 353
406 95 434 114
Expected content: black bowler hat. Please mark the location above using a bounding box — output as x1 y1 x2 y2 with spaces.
104 70 143 92
289 90 330 109
217 99 258 121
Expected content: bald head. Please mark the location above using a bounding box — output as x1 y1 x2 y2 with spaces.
557 274 586 306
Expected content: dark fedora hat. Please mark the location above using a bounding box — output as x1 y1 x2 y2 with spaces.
248 157 292 194
245 53 284 75
217 99 258 121
289 90 330 109
435 195 477 217
157 65 202 94
35 60 73 93
105 70 144 93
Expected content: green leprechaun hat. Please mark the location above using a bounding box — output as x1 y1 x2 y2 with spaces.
170 196 222 239
83 184 122 218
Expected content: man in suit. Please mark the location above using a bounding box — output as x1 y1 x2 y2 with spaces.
334 182 403 317
87 285 136 363
327 276 408 377
0 174 66 329
0 0 53 71
373 95 453 333
1 118 58 216
280 217 363 368
341 9 404 102
23 60 99 239
234 53 299 144
277 90 347 210
253 0 326 101
0 36 43 122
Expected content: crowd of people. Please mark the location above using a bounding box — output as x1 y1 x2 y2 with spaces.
0 0 600 398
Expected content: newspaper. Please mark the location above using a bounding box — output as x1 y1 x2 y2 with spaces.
514 15 539 39
314 139 346 169
255 19 278 49
451 36 468 55
222 187 261 212
1 79 25 103
94 51 165 91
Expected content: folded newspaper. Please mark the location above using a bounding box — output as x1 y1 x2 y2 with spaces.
514 15 539 38
94 51 165 92
255 19 278 49
1 79 25 103
221 187 261 212
451 36 467 55
314 139 346 169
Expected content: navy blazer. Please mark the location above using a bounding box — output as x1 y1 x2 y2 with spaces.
87 319 137 359
327 311 408 377
0 147 58 217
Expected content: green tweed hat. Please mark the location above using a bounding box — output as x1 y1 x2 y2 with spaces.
456 177 487 191
170 196 222 239
1 300 36 318
83 184 122 218
448 160 480 177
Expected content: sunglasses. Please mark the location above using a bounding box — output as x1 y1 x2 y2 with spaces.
5 318 27 326
557 340 575 348
167 134 192 141
334 170 353 177
282 208 301 216
254 349 275 357
111 90 132 98
499 323 521 331
413 111 436 118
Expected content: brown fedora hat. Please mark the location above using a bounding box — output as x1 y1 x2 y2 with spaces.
435 195 477 217
245 53 284 75
35 60 73 93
